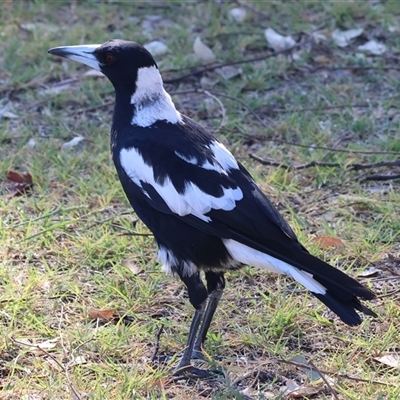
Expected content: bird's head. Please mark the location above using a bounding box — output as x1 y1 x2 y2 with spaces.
48 39 157 91
48 40 180 127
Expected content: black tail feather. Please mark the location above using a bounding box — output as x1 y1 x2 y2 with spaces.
314 292 376 326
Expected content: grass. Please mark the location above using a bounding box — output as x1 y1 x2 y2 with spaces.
1 1 400 399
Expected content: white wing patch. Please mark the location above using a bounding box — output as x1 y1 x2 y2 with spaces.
120 147 243 222
131 66 182 127
223 239 327 294
209 141 239 171
175 140 240 175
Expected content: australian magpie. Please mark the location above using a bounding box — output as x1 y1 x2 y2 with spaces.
48 40 376 376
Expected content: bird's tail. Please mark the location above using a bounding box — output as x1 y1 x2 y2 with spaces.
223 239 376 326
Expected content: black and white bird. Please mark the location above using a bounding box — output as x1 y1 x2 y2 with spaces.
48 40 376 376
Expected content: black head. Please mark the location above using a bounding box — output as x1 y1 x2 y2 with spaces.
48 39 158 91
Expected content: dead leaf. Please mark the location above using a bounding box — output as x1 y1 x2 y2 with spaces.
229 7 247 23
359 266 381 278
281 379 324 398
5 170 33 197
26 138 36 149
0 101 18 119
313 235 345 249
374 353 400 369
264 27 296 51
313 55 331 64
88 307 116 320
7 170 32 184
289 355 322 381
15 337 59 354
144 40 169 56
193 37 216 62
331 28 363 47
69 355 87 367
216 65 242 80
61 135 85 151
122 259 143 275
358 40 387 55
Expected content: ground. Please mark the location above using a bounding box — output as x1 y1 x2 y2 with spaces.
1 1 400 399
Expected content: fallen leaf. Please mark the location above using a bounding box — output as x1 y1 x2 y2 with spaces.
289 355 322 381
26 138 36 149
332 28 363 47
61 135 85 151
6 170 32 184
374 353 400 369
313 235 345 249
69 355 87 367
193 37 216 62
122 259 143 275
5 170 33 197
313 55 331 64
310 31 327 44
358 40 387 55
358 266 381 277
144 40 169 56
229 7 247 23
215 65 242 80
88 307 116 320
264 27 296 51
0 101 18 119
200 76 218 88
15 337 59 354
287 385 323 398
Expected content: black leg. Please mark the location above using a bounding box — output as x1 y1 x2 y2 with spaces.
192 272 225 359
175 302 205 370
173 271 210 376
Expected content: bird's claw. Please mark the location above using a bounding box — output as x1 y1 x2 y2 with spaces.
171 364 223 380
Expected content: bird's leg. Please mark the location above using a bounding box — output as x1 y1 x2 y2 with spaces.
175 301 206 370
192 272 225 360
173 271 210 376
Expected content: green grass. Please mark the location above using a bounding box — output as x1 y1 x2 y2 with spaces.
1 1 400 399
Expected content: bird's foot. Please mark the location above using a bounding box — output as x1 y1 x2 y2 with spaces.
171 364 223 380
191 348 207 361
191 347 224 362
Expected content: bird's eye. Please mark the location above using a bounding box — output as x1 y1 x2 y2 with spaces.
104 52 116 64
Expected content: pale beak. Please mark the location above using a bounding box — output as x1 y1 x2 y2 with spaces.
48 44 102 70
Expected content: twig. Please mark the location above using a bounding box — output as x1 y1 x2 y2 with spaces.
263 140 400 156
278 359 393 387
171 89 272 133
12 337 83 400
249 154 400 174
171 89 228 132
263 103 371 114
308 360 339 400
202 90 227 132
72 100 114 115
249 153 290 169
352 159 400 171
362 174 400 182
150 325 164 363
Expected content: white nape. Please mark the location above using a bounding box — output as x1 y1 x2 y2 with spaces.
131 65 181 127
